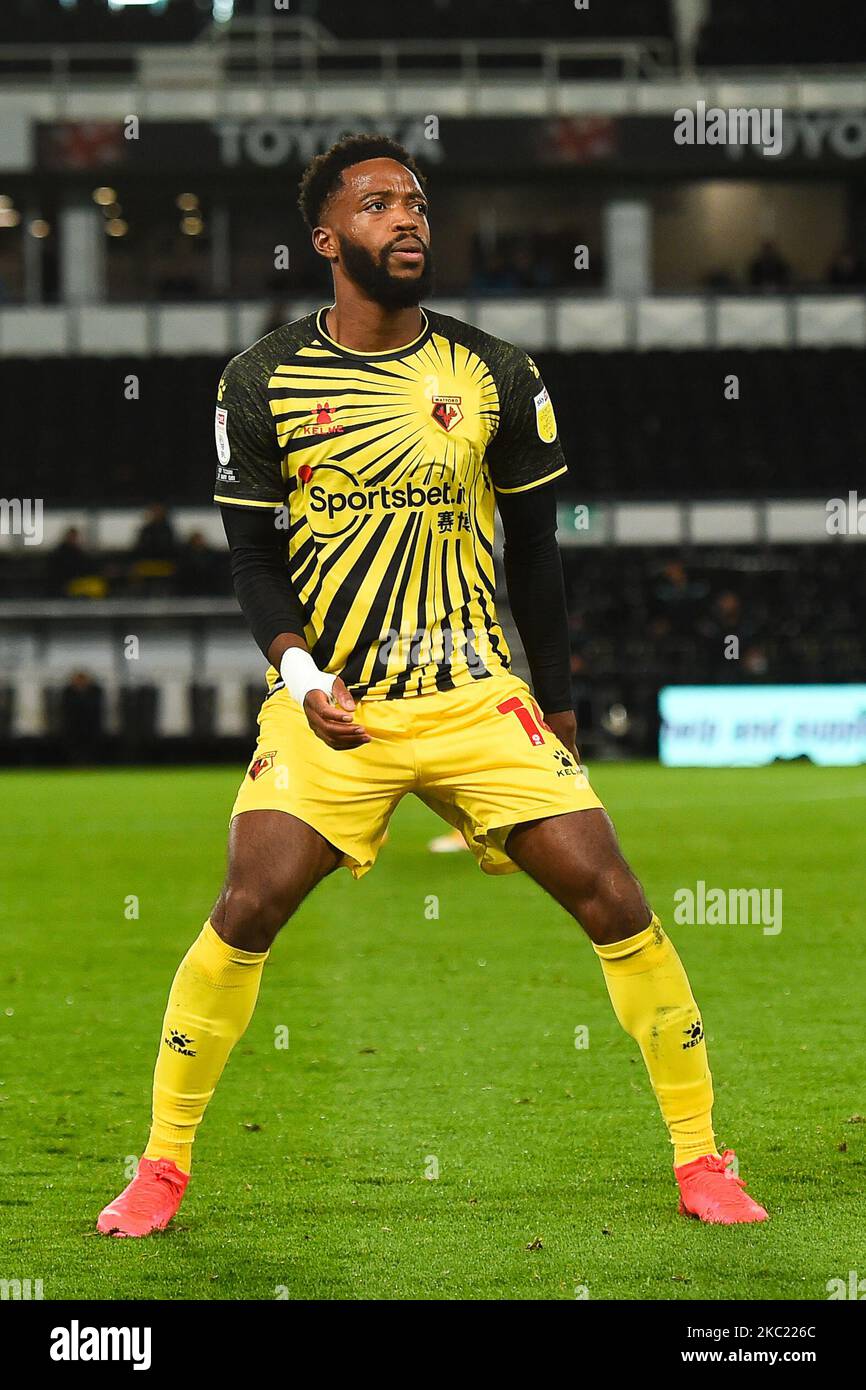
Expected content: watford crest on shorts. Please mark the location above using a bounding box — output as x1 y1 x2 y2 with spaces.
248 751 276 781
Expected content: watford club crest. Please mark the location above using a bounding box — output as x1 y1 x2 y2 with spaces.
431 395 463 432
248 751 276 781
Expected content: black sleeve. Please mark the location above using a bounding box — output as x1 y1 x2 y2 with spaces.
213 353 286 509
485 347 568 495
221 504 308 660
496 479 573 716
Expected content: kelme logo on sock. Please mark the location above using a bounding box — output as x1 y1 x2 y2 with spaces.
165 1029 196 1057
682 1018 704 1050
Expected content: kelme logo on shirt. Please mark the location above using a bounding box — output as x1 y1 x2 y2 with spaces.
302 402 344 436
300 462 466 539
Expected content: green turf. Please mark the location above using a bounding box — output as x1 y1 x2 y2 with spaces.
1 763 863 1301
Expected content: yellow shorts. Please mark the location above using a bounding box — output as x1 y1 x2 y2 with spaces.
230 671 604 879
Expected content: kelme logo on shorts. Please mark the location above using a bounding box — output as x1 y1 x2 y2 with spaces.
552 747 577 777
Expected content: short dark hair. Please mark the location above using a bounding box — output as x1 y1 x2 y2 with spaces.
297 133 426 229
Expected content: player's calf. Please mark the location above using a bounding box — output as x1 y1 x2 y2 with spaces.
96 809 341 1236
505 807 770 1218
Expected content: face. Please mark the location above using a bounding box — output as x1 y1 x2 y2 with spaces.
314 156 434 309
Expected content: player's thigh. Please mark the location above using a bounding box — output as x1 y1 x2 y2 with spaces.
234 690 413 884
415 673 602 874
211 809 341 951
505 807 650 944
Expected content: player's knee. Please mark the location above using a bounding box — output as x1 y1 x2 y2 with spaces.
571 860 650 946
216 880 293 951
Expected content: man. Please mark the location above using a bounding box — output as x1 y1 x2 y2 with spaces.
97 135 767 1238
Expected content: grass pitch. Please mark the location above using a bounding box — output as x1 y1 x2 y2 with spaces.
1 762 863 1301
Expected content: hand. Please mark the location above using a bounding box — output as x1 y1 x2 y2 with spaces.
545 708 580 765
303 677 371 750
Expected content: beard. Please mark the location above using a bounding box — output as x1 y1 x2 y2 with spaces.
337 233 435 309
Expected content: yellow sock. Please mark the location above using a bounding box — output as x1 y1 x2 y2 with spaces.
143 921 268 1174
593 914 717 1167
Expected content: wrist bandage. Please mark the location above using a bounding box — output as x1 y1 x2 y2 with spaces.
280 648 336 707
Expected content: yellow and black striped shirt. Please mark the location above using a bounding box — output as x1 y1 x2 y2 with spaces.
214 306 567 700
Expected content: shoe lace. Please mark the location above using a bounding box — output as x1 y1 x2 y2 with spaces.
150 1159 184 1187
703 1148 746 1191
119 1161 183 1216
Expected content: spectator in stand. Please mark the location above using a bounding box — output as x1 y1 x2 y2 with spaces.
176 531 225 597
568 611 591 675
651 560 707 637
742 644 770 676
130 503 178 595
134 504 177 562
59 670 105 763
49 526 89 589
714 589 742 630
748 239 792 290
698 589 763 677
827 244 866 288
48 526 100 597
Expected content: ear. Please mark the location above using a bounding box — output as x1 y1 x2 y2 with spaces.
312 226 338 262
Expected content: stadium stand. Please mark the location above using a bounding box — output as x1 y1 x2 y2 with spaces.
1 542 861 762
0 0 205 46
0 0 674 45
696 0 866 66
310 0 674 42
1 350 858 507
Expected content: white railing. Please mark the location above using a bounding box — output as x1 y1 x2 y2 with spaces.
2 294 865 356
0 27 675 92
0 499 856 558
2 38 866 122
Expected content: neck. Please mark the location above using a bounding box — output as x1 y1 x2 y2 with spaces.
325 288 423 353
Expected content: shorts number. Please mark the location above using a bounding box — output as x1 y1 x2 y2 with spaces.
496 695 551 746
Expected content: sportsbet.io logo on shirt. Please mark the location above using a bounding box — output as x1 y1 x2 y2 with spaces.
212 308 569 700
299 462 468 540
